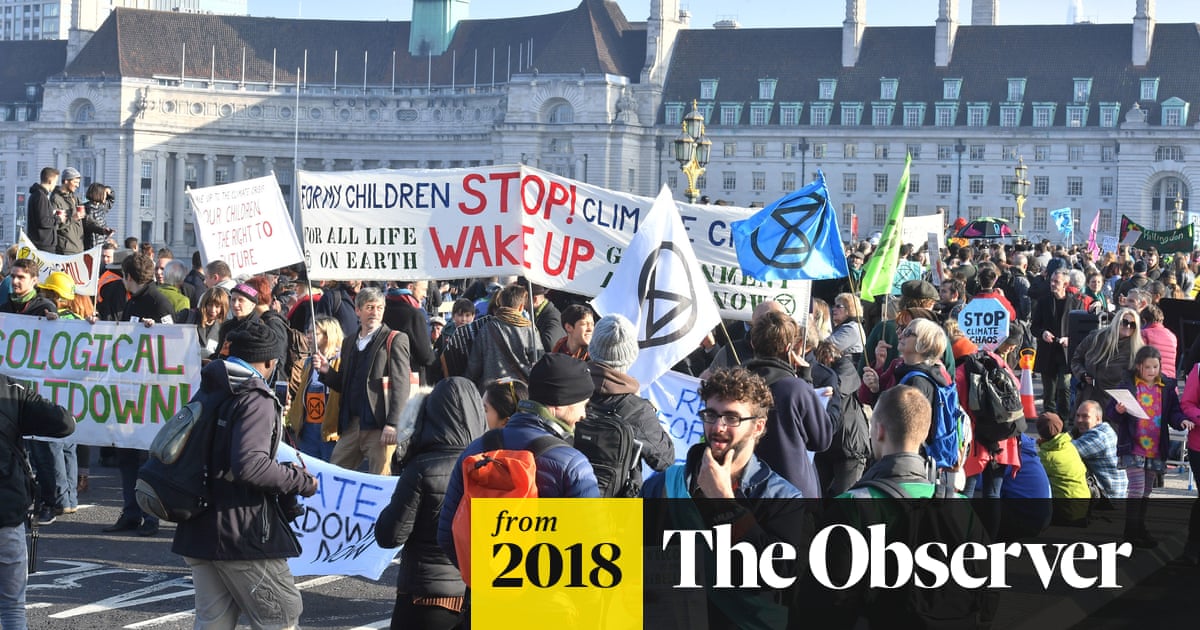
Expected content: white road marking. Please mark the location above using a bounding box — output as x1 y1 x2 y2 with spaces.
50 577 194 619
345 619 392 630
120 573 352 628
125 610 195 629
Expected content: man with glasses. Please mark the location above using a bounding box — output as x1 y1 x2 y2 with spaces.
314 287 412 475
1033 269 1081 414
641 368 803 628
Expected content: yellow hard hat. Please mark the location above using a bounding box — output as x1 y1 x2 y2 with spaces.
38 271 76 301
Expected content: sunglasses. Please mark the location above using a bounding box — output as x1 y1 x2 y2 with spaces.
1121 320 1136 329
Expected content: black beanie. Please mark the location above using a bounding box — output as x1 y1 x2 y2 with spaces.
528 354 594 406
228 320 286 365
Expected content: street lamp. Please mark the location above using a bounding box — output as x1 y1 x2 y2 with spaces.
954 139 966 221
1011 156 1030 234
1174 190 1184 228
799 136 810 186
674 99 711 204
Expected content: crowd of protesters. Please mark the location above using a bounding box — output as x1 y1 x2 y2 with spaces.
2 169 1199 629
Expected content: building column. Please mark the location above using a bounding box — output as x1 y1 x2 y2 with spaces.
172 152 187 249
204 153 216 186
233 155 246 182
96 148 106 185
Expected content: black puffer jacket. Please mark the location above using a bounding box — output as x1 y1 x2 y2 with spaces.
171 359 312 561
0 373 75 527
375 377 485 597
587 362 677 482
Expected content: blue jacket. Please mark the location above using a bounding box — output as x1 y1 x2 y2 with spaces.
436 406 599 566
642 443 802 500
744 356 832 498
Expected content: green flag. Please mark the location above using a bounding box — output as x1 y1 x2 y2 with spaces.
860 153 911 302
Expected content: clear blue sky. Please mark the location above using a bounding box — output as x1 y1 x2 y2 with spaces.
247 1 1200 27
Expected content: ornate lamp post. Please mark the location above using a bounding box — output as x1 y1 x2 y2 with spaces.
1011 156 1030 234
799 136 810 186
954 139 966 221
673 99 712 204
1174 190 1184 228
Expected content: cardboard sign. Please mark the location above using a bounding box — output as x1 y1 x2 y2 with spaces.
957 298 1010 352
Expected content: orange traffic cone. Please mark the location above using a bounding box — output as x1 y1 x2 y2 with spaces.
1019 349 1037 419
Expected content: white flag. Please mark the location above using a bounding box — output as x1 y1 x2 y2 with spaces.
592 187 721 386
187 173 303 278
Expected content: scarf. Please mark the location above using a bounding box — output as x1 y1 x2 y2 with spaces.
495 306 531 328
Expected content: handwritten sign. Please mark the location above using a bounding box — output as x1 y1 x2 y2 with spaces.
187 174 304 278
16 231 103 296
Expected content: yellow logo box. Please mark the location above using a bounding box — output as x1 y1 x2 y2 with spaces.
470 498 643 628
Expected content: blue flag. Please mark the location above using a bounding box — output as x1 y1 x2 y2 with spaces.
1050 207 1073 237
731 170 848 281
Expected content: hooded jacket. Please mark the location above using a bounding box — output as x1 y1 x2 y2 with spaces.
171 359 313 561
375 377 486 597
744 356 833 498
587 362 677 481
26 183 56 251
0 373 75 527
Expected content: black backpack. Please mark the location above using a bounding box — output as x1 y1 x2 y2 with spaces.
135 389 227 523
575 395 644 498
960 351 1026 449
851 478 995 629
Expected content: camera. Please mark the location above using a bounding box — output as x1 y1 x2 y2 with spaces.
277 492 305 522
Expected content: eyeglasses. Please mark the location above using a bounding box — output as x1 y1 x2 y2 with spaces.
832 303 847 310
1121 320 1136 329
699 409 763 427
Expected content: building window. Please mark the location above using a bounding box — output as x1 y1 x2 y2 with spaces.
782 171 796 191
1007 78 1026 102
1035 145 1050 161
999 145 1017 161
909 174 919 194
872 104 894 126
811 104 831 126
139 159 153 209
841 103 863 126
937 174 952 194
752 171 766 191
843 173 857 193
758 78 777 100
905 204 918 217
968 205 982 220
812 143 826 158
783 143 796 158
1140 77 1159 101
1068 145 1084 162
700 79 719 100
753 142 766 158
723 142 736 157
1000 105 1021 127
1100 177 1114 197
874 144 889 159
720 104 741 125
943 78 962 100
780 103 802 126
1162 100 1186 127
17 162 28 178
1033 104 1055 127
214 166 229 185
547 103 574 124
843 204 855 232
1067 176 1083 196
969 145 985 161
874 173 889 193
1066 106 1087 127
819 79 837 100
937 144 954 160
1034 176 1049 196
1000 206 1015 222
667 171 678 190
1073 78 1092 103
722 171 736 191
903 105 924 127
1102 145 1116 162
906 144 921 160
750 104 771 126
1099 209 1113 231
664 102 684 126
935 105 956 127
844 143 858 159
1000 175 1014 197
880 78 898 100
1156 145 1183 161
969 175 984 195
967 104 988 127
1033 207 1048 231
873 203 887 226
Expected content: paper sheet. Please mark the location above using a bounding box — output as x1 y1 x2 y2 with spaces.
1105 389 1150 419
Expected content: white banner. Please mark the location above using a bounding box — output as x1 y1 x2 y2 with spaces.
592 188 722 386
0 315 201 449
187 174 304 278
278 444 400 579
642 370 705 465
900 212 945 248
16 231 104 296
298 166 812 321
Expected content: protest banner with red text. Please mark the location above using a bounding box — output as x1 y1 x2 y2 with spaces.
298 166 812 321
16 231 103 296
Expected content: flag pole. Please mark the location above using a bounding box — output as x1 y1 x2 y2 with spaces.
720 320 741 366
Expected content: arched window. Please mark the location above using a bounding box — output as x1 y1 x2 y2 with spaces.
73 101 95 123
546 101 574 124
1151 176 1190 229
